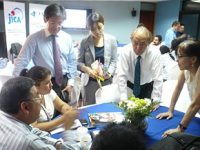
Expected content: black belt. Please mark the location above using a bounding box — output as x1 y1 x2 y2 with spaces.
127 80 154 99
127 80 153 89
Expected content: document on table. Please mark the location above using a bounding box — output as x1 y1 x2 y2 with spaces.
50 119 82 135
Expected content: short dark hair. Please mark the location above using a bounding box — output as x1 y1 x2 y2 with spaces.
155 35 162 42
87 12 104 29
178 40 200 63
20 66 51 86
171 34 188 51
160 45 170 55
0 77 35 114
172 21 180 27
90 122 146 150
44 3 66 21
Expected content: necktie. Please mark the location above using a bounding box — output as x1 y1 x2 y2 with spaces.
52 35 63 86
133 56 141 97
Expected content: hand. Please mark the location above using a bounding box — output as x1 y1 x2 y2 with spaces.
162 127 182 138
153 104 160 111
63 109 79 130
156 111 173 120
104 73 111 80
86 67 97 79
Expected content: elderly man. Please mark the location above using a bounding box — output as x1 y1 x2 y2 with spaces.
117 26 163 103
0 77 78 150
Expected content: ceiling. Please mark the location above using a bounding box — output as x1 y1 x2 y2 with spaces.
10 0 170 2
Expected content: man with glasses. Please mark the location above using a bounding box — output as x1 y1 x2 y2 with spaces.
117 26 163 105
13 3 77 105
0 77 79 149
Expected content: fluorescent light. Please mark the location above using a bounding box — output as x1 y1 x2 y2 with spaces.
191 0 200 3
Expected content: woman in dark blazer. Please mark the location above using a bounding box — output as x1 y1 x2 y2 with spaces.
77 12 117 105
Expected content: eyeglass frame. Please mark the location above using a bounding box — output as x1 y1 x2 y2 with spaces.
28 94 43 104
176 54 191 60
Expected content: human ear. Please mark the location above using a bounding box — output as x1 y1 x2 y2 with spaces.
20 101 31 115
43 17 47 23
191 56 198 64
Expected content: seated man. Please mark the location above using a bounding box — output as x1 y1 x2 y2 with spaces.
90 122 146 150
0 77 78 150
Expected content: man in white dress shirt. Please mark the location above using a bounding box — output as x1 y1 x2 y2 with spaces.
117 26 163 102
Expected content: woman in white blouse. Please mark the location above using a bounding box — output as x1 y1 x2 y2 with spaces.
20 66 79 132
156 40 200 137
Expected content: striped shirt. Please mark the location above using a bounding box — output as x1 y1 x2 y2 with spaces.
0 110 78 150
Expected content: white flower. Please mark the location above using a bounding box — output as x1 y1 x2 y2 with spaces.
144 98 151 106
127 101 136 109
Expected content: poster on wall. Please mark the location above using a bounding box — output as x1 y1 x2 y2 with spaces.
29 3 47 34
3 1 26 60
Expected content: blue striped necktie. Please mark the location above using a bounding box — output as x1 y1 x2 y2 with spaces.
52 35 63 86
133 56 141 97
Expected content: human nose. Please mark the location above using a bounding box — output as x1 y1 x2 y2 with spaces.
50 81 53 87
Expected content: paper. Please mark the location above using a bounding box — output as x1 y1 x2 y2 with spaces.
88 112 124 124
50 119 82 135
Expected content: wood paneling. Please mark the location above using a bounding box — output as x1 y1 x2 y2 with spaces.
140 10 155 33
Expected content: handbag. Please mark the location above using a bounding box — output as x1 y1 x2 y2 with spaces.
149 132 200 150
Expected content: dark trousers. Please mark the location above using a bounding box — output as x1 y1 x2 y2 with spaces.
83 77 112 105
51 75 69 117
127 80 154 99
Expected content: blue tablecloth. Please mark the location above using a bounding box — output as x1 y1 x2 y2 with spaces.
51 103 200 147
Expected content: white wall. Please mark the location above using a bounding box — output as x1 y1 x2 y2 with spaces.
154 0 181 40
29 1 141 44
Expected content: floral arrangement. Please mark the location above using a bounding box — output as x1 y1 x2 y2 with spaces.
91 60 110 87
119 95 160 131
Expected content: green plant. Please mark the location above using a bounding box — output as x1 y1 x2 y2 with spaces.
119 95 160 122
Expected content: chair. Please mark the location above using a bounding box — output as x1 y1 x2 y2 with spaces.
0 75 13 90
161 80 192 114
10 43 22 63
95 84 121 104
69 76 82 106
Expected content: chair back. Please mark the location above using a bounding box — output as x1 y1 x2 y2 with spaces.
0 75 13 90
95 84 121 104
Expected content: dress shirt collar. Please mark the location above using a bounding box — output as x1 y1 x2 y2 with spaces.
44 28 59 38
44 28 51 37
0 110 33 131
134 45 149 60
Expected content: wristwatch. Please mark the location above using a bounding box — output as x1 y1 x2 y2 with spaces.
55 140 62 149
179 123 187 131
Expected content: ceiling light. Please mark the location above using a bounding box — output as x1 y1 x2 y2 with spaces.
191 0 200 3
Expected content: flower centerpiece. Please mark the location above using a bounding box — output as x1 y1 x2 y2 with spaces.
119 95 160 131
91 60 110 87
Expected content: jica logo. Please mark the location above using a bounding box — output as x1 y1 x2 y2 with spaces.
8 8 23 24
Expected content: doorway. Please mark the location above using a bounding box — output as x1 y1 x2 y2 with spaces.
139 10 155 34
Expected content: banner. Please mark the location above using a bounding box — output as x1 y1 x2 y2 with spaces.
29 3 47 34
3 1 26 60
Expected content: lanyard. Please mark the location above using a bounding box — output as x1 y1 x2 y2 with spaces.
40 104 51 122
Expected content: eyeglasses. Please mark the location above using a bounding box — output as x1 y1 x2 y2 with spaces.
29 94 43 104
176 55 190 60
